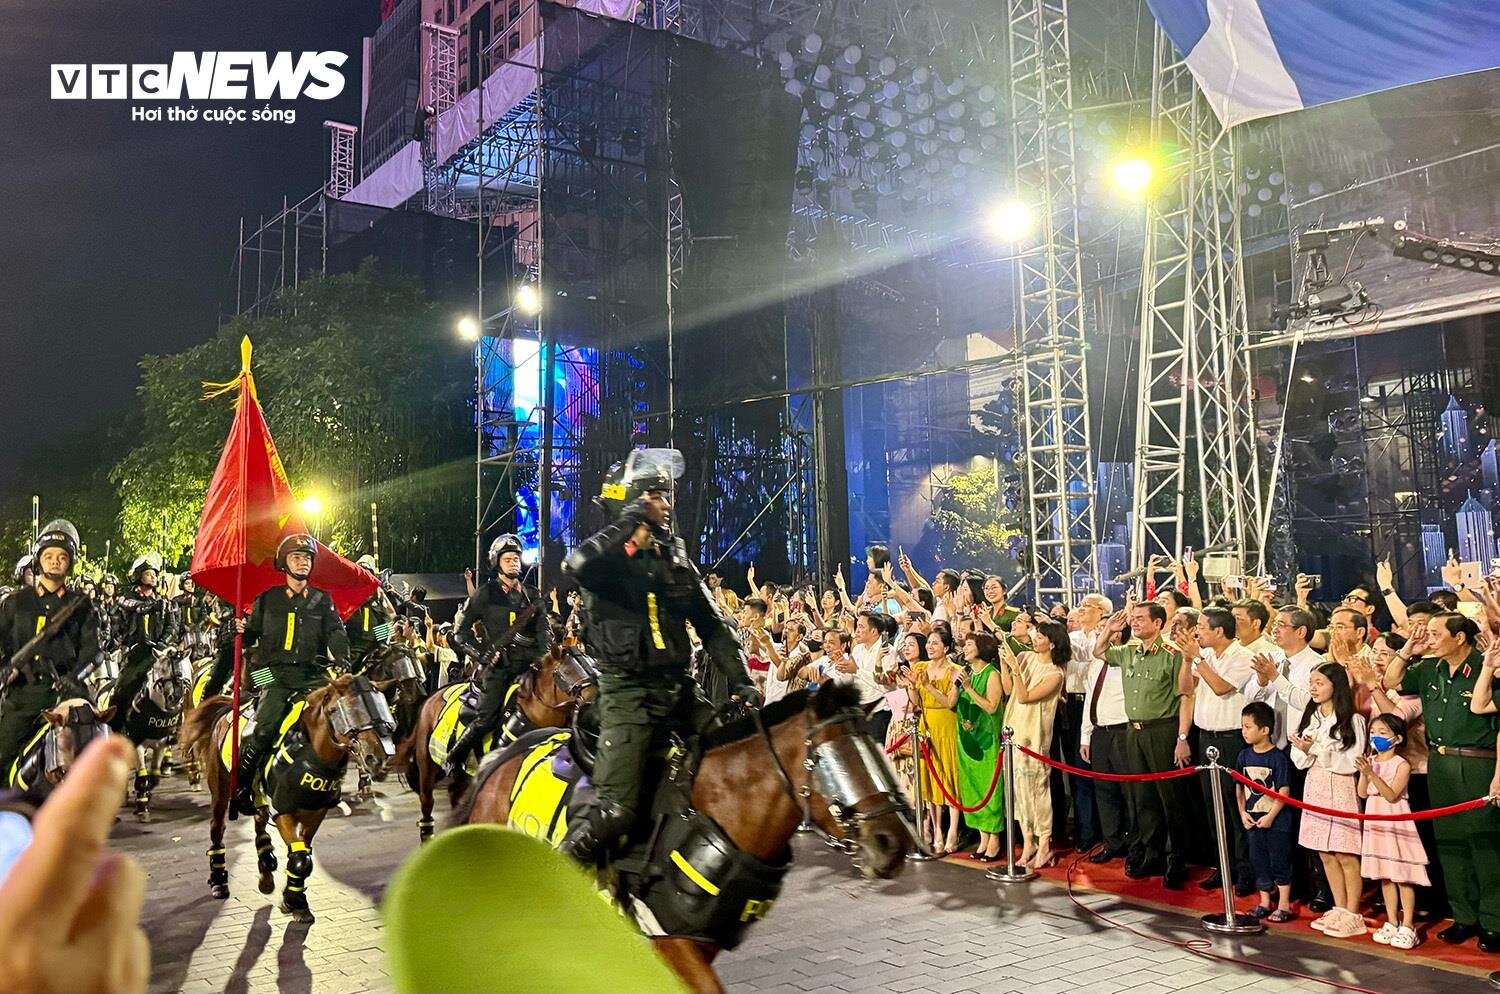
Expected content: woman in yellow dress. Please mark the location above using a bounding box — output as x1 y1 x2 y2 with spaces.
904 630 962 855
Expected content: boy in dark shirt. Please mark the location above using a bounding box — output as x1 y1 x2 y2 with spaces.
1237 701 1296 922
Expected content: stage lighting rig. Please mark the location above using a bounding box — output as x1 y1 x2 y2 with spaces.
1268 217 1383 328
1388 219 1500 276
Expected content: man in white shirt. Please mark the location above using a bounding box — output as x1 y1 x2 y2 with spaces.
1243 607 1322 749
1231 599 1276 658
1079 603 1132 863
1063 593 1112 852
851 611 893 740
1183 606 1255 894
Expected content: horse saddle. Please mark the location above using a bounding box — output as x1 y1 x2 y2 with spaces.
428 682 506 769
218 700 304 774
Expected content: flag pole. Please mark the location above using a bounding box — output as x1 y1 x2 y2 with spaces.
227 338 252 821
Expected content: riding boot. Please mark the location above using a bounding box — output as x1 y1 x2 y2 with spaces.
232 748 262 817
559 799 635 865
444 724 488 778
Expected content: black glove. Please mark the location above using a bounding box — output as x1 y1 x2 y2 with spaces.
730 684 763 709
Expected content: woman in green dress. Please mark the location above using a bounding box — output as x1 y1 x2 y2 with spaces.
955 630 1006 861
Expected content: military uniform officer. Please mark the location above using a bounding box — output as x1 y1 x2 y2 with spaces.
345 555 397 671
559 450 759 864
109 553 177 730
0 520 101 777
1386 612 1500 950
1097 600 1194 890
444 533 551 775
230 534 350 814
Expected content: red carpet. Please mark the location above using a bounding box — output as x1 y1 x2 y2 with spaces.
941 848 1495 978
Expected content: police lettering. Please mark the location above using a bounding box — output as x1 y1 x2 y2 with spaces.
739 898 774 922
299 771 337 792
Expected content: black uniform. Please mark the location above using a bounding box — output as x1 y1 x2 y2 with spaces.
230 585 350 789
345 593 394 671
560 504 753 859
109 589 177 731
0 585 101 777
444 577 551 769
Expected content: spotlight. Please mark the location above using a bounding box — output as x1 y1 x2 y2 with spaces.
456 316 480 341
1111 156 1154 196
301 496 324 517
515 284 542 315
985 200 1033 242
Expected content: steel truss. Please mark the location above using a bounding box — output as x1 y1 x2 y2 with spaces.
1007 0 1097 600
421 23 460 216
1129 25 1263 573
324 122 358 199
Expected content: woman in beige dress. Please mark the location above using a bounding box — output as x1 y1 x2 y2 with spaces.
1000 616 1069 868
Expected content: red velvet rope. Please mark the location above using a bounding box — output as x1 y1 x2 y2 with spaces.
918 739 1005 812
1223 768 1493 822
1013 742 1200 782
885 732 910 756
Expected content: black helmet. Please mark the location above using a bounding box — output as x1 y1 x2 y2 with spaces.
13 553 35 583
596 448 684 517
487 533 523 568
130 552 162 584
32 519 80 572
274 534 318 574
101 572 119 587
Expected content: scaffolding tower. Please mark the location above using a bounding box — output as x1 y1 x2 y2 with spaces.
1129 24 1263 573
1007 0 1098 600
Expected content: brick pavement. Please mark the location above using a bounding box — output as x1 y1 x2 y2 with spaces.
119 776 1495 993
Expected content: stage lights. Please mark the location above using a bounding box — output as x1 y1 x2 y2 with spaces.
984 200 1034 242
456 316 480 341
515 284 542 315
1111 155 1155 196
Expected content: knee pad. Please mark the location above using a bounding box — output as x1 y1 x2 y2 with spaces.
287 848 313 880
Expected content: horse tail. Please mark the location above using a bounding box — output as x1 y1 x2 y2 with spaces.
180 695 233 764
391 728 418 789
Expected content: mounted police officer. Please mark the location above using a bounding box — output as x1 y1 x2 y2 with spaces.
444 533 551 776
109 552 177 731
229 534 350 815
173 573 202 633
0 520 101 777
1 554 36 602
96 573 122 652
559 449 759 864
345 555 397 672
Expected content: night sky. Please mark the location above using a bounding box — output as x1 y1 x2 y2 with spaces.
0 1 379 505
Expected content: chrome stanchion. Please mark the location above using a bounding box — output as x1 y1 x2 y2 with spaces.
908 709 936 862
987 725 1034 883
1488 971 1500 990
1200 746 1264 935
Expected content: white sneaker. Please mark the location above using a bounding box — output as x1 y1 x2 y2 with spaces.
1371 921 1398 945
1390 925 1420 949
1309 911 1337 931
1321 909 1369 939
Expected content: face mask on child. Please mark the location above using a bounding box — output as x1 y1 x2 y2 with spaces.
1370 735 1395 753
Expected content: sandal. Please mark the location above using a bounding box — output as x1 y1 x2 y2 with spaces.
1266 908 1298 924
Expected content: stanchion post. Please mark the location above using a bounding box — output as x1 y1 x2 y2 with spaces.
909 710 936 862
1489 970 1500 990
1200 746 1264 934
987 725 1034 883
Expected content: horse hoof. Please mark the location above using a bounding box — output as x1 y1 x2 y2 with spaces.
211 884 230 900
281 903 315 924
258 873 275 895
135 810 150 824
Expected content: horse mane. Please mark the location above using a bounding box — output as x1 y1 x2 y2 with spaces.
702 682 863 751
303 674 356 711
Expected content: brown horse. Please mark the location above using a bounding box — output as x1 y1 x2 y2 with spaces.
180 674 395 923
394 638 598 842
3 698 114 796
455 683 914 994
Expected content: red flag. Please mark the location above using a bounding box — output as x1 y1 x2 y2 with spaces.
190 337 379 619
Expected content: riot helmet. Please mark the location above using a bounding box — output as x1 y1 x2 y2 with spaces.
596 448 683 521
275 534 318 579
32 519 80 580
130 552 162 588
488 533 524 579
13 553 35 585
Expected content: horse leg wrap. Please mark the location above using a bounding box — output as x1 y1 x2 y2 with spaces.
135 771 151 798
418 817 435 842
284 842 313 905
207 847 228 886
257 836 278 875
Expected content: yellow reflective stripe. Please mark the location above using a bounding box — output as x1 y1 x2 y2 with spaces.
363 607 369 630
35 616 46 635
670 850 720 895
144 614 151 637
289 840 309 852
284 613 296 651
646 593 666 650
509 611 516 626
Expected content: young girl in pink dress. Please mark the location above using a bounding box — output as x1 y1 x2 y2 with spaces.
1355 713 1430 950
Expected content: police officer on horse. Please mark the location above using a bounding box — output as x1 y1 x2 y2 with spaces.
444 533 551 776
559 449 760 864
345 555 397 672
0 519 102 777
109 553 176 731
229 533 351 815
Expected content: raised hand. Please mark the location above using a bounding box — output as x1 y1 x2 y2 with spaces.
1376 558 1393 592
833 565 846 592
1107 608 1129 633
1443 551 1463 591
1183 557 1200 582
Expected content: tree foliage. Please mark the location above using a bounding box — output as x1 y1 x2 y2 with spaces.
919 466 1025 579
101 261 474 571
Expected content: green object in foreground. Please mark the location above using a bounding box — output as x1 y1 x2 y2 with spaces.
384 825 688 994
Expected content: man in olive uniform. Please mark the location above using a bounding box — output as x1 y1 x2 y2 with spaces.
1095 600 1194 890
109 553 177 731
345 555 397 672
444 534 551 776
559 450 759 864
229 534 350 814
1385 612 1500 950
0 520 101 777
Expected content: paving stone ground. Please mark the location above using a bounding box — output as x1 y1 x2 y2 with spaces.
118 776 1495 993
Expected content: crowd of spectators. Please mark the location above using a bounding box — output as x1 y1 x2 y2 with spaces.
707 546 1500 953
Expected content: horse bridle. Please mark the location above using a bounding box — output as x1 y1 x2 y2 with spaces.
750 703 914 853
